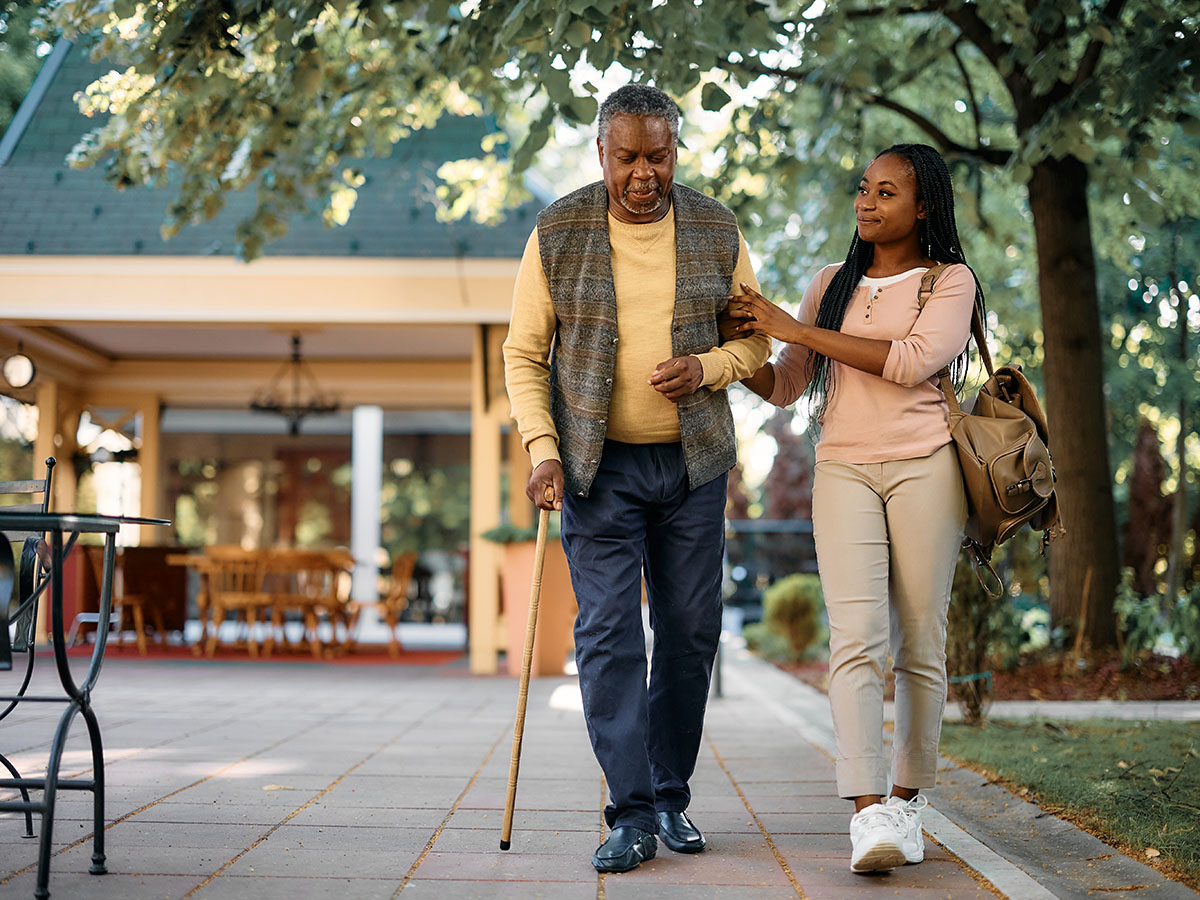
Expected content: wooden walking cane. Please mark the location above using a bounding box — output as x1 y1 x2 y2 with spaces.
500 484 555 851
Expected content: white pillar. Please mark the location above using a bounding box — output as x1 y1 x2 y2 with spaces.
351 405 384 606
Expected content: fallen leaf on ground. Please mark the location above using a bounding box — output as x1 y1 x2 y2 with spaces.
262 784 295 791
1145 848 1161 859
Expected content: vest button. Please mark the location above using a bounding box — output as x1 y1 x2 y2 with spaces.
612 337 618 344
605 377 612 385
599 418 606 425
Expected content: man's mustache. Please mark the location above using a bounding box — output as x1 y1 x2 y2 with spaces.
625 181 660 196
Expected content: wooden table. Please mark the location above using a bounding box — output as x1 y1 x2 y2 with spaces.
168 549 355 658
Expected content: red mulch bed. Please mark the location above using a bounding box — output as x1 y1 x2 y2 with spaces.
44 644 464 667
780 650 1200 702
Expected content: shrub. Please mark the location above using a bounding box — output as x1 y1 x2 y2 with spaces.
742 621 798 664
761 573 826 662
946 556 996 724
1115 569 1200 665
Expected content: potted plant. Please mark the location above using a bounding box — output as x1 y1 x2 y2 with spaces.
482 519 578 677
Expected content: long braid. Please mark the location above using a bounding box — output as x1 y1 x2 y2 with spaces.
804 143 987 419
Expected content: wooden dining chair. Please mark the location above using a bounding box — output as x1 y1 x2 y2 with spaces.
201 548 272 657
261 550 343 659
343 551 417 658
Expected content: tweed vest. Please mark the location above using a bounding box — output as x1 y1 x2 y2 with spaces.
536 180 740 497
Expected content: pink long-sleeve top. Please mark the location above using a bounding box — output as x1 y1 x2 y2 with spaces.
767 262 976 464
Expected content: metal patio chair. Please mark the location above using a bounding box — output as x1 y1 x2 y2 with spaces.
0 456 55 840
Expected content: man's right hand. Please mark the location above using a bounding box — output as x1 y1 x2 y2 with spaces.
527 460 564 511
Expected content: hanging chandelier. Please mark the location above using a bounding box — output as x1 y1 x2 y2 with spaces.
249 334 340 435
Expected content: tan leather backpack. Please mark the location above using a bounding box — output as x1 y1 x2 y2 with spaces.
920 265 1064 594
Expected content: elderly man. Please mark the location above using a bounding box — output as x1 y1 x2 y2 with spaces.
503 84 769 873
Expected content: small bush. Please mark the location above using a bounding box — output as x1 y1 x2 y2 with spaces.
1115 569 1200 665
946 557 995 724
761 573 826 662
742 621 798 664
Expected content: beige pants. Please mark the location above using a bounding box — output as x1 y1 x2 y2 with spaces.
812 443 967 799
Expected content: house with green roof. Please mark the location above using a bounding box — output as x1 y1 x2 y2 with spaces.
0 39 555 674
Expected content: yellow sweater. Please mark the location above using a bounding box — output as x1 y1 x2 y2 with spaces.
503 207 770 467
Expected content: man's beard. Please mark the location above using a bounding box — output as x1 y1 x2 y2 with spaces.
620 180 665 215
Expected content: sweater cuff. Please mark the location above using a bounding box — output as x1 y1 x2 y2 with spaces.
528 435 561 469
696 351 727 388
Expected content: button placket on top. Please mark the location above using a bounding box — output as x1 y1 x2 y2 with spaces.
865 286 882 322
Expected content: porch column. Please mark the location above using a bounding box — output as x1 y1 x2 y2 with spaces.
351 405 384 607
33 378 80 642
507 425 533 530
469 325 504 674
136 395 163 545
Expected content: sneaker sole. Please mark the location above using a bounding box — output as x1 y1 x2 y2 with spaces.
903 845 924 865
851 839 907 872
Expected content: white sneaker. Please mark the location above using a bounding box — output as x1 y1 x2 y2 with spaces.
886 794 929 864
849 802 908 872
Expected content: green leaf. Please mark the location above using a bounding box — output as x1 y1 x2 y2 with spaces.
701 82 731 112
543 67 573 105
568 93 598 123
565 19 592 47
588 38 615 71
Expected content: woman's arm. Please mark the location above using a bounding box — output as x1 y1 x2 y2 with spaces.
730 283 891 377
739 362 775 401
727 267 837 406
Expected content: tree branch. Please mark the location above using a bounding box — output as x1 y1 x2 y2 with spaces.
950 38 982 147
715 50 1013 166
939 3 1014 82
1073 0 1127 89
843 5 930 18
856 90 1014 165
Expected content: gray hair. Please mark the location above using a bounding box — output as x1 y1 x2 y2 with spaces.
597 84 680 145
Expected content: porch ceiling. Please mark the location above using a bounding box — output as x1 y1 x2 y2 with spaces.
44 322 473 361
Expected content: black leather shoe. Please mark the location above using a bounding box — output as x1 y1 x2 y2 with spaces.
657 810 706 853
592 826 657 873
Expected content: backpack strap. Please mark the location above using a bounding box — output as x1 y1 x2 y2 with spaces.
917 262 994 388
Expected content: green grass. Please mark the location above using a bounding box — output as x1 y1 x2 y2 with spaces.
940 719 1200 890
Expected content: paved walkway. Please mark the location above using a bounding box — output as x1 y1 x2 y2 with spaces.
0 645 1196 899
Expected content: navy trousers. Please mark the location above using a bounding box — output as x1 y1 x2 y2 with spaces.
561 440 726 832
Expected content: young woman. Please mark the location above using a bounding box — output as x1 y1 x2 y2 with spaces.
727 143 984 873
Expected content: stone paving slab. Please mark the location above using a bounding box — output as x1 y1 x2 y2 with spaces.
1 649 1197 900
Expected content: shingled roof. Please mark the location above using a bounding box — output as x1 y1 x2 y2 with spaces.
0 39 548 258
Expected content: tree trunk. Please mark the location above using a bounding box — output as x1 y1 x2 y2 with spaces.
1027 156 1119 647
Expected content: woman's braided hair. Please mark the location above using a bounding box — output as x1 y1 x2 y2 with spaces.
804 143 987 419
